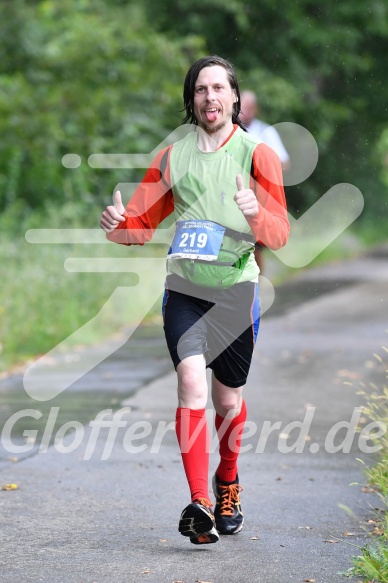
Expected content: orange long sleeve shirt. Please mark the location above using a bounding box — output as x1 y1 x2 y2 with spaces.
107 125 290 250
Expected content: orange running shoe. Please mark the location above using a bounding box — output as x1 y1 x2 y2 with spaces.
212 474 244 534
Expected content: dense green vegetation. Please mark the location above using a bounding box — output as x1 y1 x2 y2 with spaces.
1 0 388 216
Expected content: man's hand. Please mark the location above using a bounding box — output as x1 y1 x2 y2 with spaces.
234 174 259 217
100 191 126 233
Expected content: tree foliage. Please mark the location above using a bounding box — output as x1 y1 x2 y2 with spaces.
0 0 204 216
143 0 388 214
1 0 388 218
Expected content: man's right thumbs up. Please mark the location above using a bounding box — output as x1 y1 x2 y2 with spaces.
100 190 126 233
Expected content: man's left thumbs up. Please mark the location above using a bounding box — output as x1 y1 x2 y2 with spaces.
234 174 259 217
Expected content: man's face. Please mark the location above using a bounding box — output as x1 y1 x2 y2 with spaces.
193 65 237 134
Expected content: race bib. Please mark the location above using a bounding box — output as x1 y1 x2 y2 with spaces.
169 220 225 261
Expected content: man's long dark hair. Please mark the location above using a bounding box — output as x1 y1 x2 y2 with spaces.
182 55 246 131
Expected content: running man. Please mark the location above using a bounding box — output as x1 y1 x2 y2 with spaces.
100 55 289 545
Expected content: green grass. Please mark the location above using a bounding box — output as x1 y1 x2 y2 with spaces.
350 463 388 582
0 203 168 371
344 356 388 582
348 544 388 583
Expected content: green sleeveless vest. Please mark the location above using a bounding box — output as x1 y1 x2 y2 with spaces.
167 127 260 287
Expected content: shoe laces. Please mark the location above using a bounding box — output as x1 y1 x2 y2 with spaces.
194 497 213 509
218 483 243 516
193 498 215 520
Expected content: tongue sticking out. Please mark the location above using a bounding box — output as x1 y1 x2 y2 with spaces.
205 110 218 122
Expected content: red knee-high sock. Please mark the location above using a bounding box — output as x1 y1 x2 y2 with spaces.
215 399 247 483
175 407 211 504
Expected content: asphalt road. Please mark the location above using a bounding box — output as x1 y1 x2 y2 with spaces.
1 247 387 583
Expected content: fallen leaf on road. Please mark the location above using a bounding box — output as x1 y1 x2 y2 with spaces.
303 579 316 582
337 369 360 379
8 457 18 463
159 539 168 542
323 539 339 543
250 536 260 540
1 483 18 491
342 532 356 537
141 569 152 574
361 486 377 493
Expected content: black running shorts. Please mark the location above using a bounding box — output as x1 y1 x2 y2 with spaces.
162 274 260 388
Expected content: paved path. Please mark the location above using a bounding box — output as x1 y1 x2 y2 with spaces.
1 248 388 583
